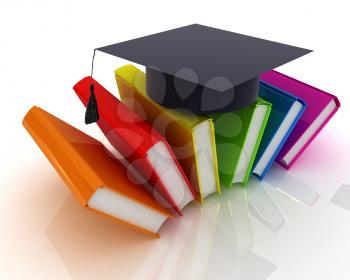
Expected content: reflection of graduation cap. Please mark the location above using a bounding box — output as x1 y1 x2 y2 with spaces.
85 24 311 123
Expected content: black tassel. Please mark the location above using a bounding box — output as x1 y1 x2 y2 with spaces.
85 83 99 124
85 49 99 124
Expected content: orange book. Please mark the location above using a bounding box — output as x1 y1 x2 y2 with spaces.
22 106 173 237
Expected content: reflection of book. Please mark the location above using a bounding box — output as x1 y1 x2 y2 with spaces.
23 106 173 237
74 77 195 215
132 208 196 280
210 99 271 187
252 82 306 178
246 177 286 233
178 196 220 280
115 65 220 201
221 187 254 255
261 70 340 168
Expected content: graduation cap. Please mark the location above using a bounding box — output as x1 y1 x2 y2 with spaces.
85 24 311 123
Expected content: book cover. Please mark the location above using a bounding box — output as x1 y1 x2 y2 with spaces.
210 98 271 187
22 106 173 237
115 65 220 201
252 82 306 178
260 70 340 169
74 77 195 215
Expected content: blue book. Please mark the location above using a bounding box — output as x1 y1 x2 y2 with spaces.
252 82 306 179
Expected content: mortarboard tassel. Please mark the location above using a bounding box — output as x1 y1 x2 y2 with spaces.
85 49 99 124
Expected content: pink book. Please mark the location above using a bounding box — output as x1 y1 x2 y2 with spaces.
260 70 340 169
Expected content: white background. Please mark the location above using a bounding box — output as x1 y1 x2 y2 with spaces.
1 0 350 279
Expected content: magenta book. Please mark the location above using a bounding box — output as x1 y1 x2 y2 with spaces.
260 70 340 169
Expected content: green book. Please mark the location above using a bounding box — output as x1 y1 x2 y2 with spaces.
210 98 271 188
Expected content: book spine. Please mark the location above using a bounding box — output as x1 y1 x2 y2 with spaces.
208 120 221 194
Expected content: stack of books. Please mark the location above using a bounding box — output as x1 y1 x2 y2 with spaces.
22 24 340 237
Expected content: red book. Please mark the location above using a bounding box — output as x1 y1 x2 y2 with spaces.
73 77 196 215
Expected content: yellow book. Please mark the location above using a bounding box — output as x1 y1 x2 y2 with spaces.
115 65 220 201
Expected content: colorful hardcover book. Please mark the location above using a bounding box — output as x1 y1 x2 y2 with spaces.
210 98 271 187
252 82 306 178
22 106 173 237
260 70 340 169
74 77 195 215
115 65 220 201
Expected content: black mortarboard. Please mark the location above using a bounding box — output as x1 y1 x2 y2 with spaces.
85 24 311 122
